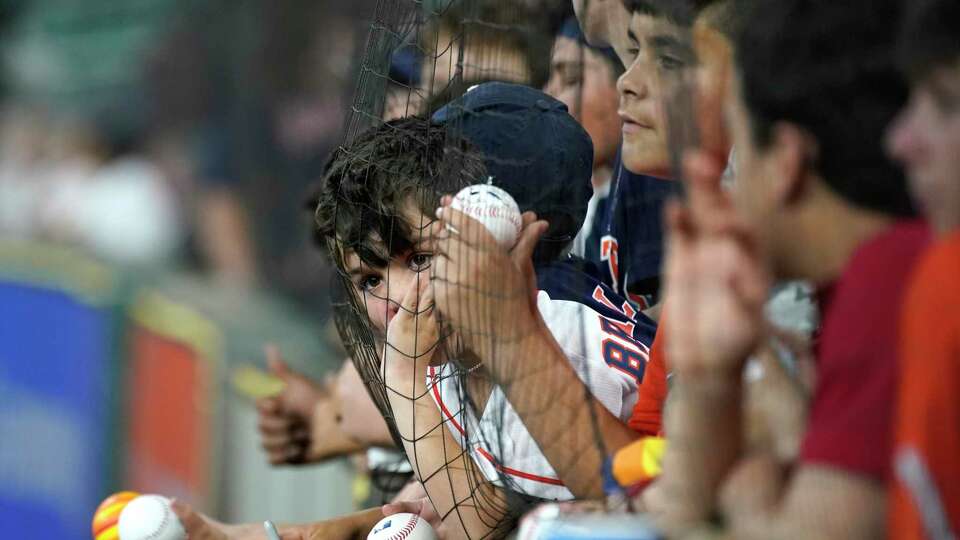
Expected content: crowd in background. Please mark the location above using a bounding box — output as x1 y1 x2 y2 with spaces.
0 0 380 317
4 0 959 538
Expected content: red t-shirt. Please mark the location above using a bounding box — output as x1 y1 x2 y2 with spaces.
889 231 960 538
799 220 930 482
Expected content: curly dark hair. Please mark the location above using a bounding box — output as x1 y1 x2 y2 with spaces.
314 116 485 268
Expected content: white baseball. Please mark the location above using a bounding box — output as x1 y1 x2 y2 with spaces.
367 512 438 540
117 495 186 540
450 184 522 248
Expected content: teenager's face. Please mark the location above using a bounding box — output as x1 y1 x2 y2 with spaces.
545 36 622 172
342 210 435 335
887 62 960 236
614 11 694 178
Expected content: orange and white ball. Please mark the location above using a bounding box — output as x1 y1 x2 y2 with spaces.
92 491 140 540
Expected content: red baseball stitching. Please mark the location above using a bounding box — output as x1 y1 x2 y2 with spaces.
383 514 419 540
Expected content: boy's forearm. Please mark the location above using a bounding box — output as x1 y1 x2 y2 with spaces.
302 507 384 540
386 366 508 539
492 328 639 499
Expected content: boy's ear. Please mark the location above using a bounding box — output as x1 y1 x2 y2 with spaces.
769 122 819 208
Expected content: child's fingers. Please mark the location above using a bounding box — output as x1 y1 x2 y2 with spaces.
683 150 730 230
436 206 496 247
257 413 293 435
169 500 211 537
265 344 294 382
520 210 538 229
418 278 436 317
256 396 281 414
511 220 548 265
396 276 431 320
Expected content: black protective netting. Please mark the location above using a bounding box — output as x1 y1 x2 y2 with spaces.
322 1 680 537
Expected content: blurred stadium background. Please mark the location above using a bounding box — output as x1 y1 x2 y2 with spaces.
0 1 383 538
0 0 584 538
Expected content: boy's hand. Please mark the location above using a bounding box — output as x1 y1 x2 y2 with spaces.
663 151 770 382
430 197 549 378
382 276 441 397
256 346 363 464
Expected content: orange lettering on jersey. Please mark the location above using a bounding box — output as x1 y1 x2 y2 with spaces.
592 285 636 319
600 235 620 294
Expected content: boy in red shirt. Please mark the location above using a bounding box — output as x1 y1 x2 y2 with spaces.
649 0 927 537
886 0 960 536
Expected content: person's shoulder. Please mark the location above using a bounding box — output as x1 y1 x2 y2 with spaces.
838 220 931 293
819 221 931 361
858 219 929 261
905 230 960 310
914 230 960 281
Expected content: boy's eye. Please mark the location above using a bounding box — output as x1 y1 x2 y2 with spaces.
563 73 583 88
929 86 960 115
359 275 382 292
408 252 433 272
658 55 685 71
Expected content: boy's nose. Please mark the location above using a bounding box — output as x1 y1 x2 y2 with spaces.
618 60 651 101
887 106 926 167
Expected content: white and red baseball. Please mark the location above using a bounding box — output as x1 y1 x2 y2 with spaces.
117 495 187 540
449 184 522 248
367 512 438 540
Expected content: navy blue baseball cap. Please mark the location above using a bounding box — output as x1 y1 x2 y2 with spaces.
431 82 594 248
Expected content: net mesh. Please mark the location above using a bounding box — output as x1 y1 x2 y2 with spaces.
325 0 689 537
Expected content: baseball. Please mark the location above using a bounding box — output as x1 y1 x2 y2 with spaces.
450 184 522 248
368 512 438 540
117 495 187 540
92 491 141 540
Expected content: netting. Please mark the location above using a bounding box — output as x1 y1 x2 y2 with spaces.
323 1 693 537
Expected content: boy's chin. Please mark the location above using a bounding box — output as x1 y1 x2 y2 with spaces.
621 143 671 180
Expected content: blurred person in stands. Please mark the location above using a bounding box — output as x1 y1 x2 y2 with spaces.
886 0 960 537
545 17 622 192
651 0 926 537
544 17 623 256
420 0 550 97
0 107 182 264
383 46 425 122
42 120 182 265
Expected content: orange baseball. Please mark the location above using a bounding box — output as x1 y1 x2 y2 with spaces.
92 491 140 540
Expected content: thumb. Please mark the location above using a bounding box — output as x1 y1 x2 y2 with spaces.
169 499 207 535
511 219 548 267
265 344 292 380
382 500 422 517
